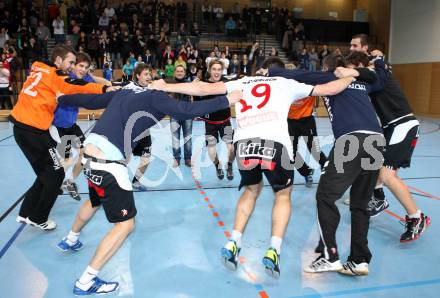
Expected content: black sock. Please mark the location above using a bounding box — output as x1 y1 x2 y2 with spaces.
374 188 385 200
132 176 138 184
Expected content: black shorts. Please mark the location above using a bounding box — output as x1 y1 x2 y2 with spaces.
383 116 419 170
132 133 152 158
234 138 294 193
205 120 234 146
83 157 137 223
56 124 85 158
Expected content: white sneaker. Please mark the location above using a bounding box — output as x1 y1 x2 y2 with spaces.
304 256 343 273
26 218 57 230
16 216 27 223
339 260 369 276
344 197 350 205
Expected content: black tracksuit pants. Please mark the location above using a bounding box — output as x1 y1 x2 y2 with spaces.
288 115 327 177
317 133 384 264
13 125 65 224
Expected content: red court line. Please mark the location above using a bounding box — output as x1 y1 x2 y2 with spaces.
408 186 440 201
384 209 405 221
192 176 270 298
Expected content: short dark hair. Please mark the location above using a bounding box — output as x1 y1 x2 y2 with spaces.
51 44 77 63
351 34 369 47
133 62 151 82
346 51 369 67
75 52 91 66
261 56 285 69
323 53 346 72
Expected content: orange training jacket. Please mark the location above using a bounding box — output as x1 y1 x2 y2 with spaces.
11 60 105 130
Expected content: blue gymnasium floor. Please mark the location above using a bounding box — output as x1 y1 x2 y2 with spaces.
0 118 440 298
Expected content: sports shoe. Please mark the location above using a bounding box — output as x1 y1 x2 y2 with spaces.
226 163 234 180
173 159 180 167
339 260 369 276
262 248 281 279
132 181 148 192
367 196 389 217
216 163 224 180
303 256 342 273
16 215 27 223
62 180 81 201
57 237 84 252
305 175 313 188
73 276 119 296
400 213 431 243
221 240 240 271
26 218 57 230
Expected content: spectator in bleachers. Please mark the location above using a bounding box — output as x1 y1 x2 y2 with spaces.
319 44 330 67
165 58 175 78
205 51 215 69
213 3 224 33
0 28 9 49
87 30 100 67
298 47 310 70
120 31 133 63
144 49 155 68
175 54 187 69
249 41 264 69
104 4 115 19
52 15 65 44
229 53 240 76
231 2 241 20
22 37 41 70
225 16 236 35
179 23 189 38
177 0 187 26
0 60 11 109
98 11 110 32
109 31 122 69
103 62 113 81
187 47 198 65
122 59 134 81
309 46 319 71
219 52 229 75
269 47 279 56
240 53 251 76
163 45 175 66
202 0 212 25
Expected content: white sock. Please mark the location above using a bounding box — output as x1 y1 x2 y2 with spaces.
409 209 422 219
375 184 383 189
66 230 80 245
231 230 242 248
270 236 283 254
78 266 99 286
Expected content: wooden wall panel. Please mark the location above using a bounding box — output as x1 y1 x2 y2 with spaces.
393 62 440 117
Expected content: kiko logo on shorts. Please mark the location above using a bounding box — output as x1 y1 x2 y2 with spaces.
238 142 277 159
83 168 103 185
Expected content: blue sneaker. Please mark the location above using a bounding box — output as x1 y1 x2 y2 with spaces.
57 237 83 252
73 277 119 296
262 247 281 279
221 240 240 271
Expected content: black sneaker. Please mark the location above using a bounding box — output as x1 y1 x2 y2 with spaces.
62 180 81 201
367 196 389 217
400 213 431 243
216 163 224 180
226 163 234 180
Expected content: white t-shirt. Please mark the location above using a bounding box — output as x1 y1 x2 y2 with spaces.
53 19 64 35
225 76 314 159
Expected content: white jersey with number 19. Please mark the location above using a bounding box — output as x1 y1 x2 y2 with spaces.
225 76 314 160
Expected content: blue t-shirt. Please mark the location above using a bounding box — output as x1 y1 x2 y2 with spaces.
52 73 95 128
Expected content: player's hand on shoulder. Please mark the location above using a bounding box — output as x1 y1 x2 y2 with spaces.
106 86 121 92
334 67 358 79
149 79 168 91
227 90 243 106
